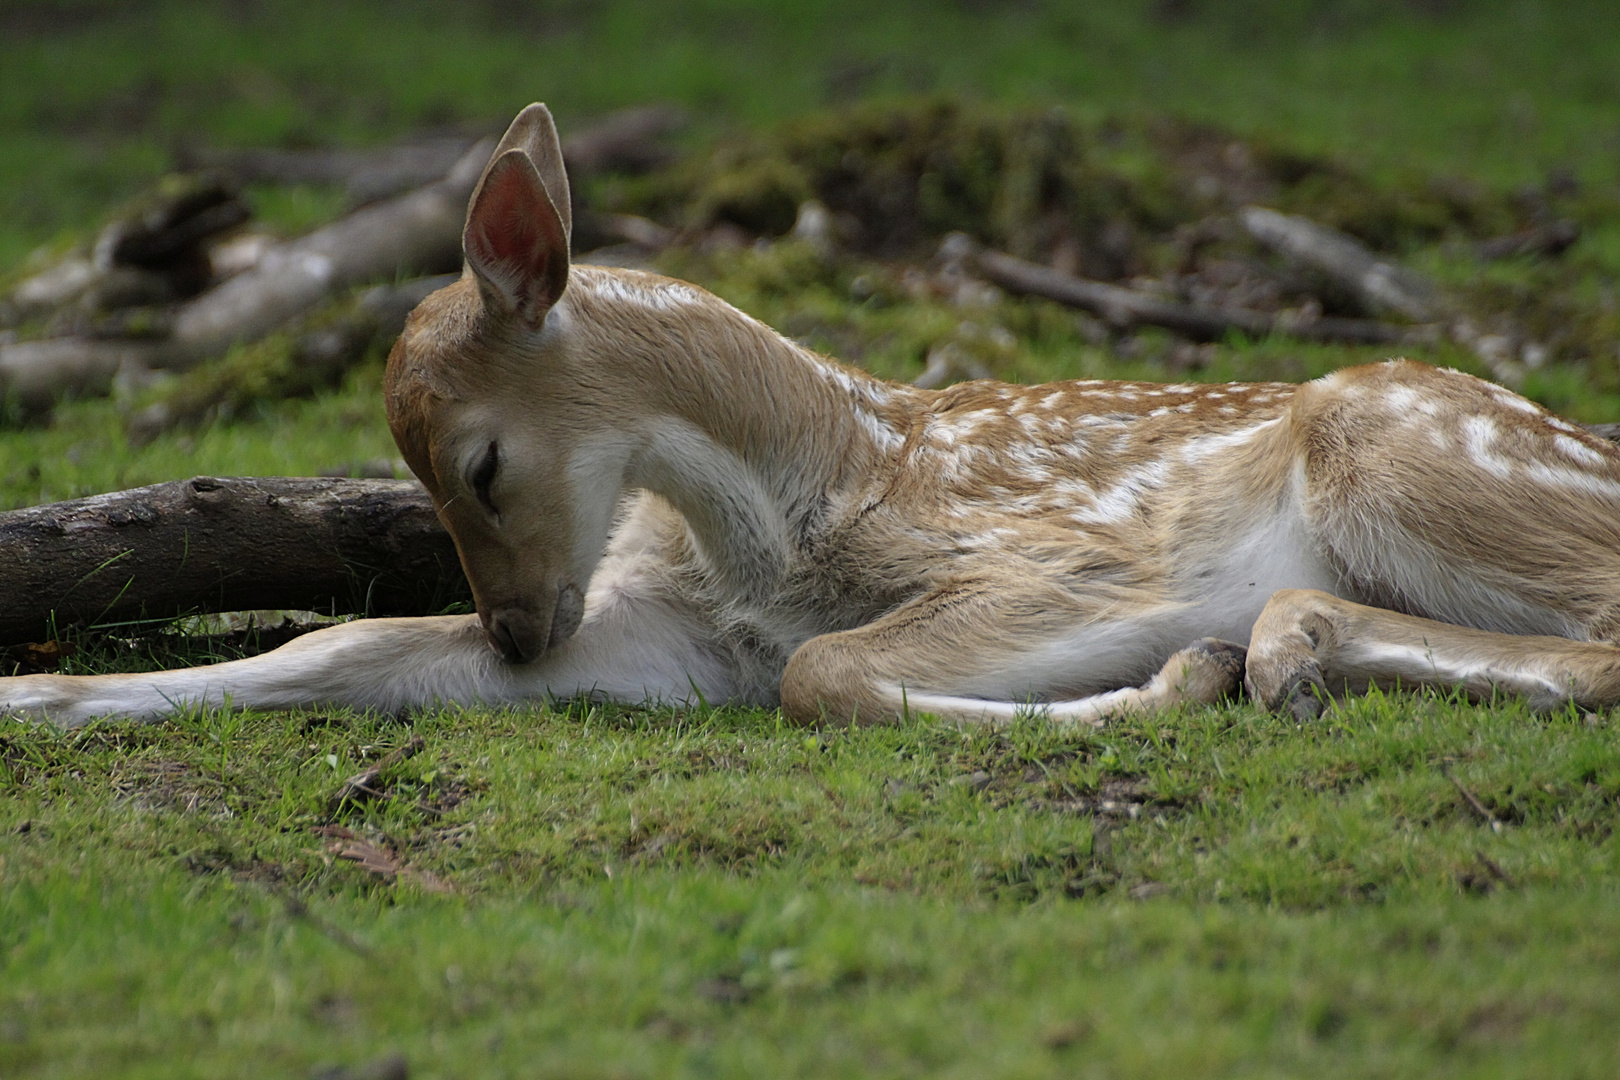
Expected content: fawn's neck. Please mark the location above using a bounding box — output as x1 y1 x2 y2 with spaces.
569 268 910 593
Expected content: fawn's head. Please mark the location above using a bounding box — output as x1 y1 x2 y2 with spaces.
385 103 610 664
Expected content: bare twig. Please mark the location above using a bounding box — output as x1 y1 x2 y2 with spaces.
329 735 425 810
1240 206 1439 322
314 824 453 893
1442 764 1505 832
267 883 375 956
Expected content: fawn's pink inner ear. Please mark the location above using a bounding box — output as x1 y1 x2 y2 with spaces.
465 152 568 327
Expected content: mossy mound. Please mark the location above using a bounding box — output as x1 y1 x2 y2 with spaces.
610 98 1529 267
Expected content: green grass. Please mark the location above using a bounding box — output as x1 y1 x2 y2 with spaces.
6 694 1620 1078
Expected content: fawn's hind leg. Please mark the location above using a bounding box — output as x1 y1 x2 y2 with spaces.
1245 588 1620 719
779 578 1248 726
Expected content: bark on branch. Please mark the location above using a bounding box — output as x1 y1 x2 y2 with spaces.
183 104 686 205
0 477 468 646
948 237 1412 346
1239 206 1439 322
165 142 492 362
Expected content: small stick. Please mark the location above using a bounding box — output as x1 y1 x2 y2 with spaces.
329 735 425 810
1441 764 1504 832
268 883 374 957
1474 849 1513 886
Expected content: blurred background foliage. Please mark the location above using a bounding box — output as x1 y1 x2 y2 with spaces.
3 0 1619 269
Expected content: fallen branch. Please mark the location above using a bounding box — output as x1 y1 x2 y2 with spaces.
1 151 486 412
166 141 491 362
0 476 467 646
184 103 685 206
1240 206 1439 322
947 235 1411 346
3 173 249 328
125 274 457 442
0 338 162 419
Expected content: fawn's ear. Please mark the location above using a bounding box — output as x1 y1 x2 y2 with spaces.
481 102 571 242
463 147 570 329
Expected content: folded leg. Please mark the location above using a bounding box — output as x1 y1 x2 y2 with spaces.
1245 588 1620 719
779 578 1247 726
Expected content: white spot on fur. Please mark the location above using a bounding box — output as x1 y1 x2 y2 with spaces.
1554 434 1605 468
1463 416 1513 479
1071 460 1169 525
1180 417 1281 462
1490 389 1541 415
1384 384 1439 418
584 271 707 312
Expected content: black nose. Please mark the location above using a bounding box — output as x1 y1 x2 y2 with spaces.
486 606 543 664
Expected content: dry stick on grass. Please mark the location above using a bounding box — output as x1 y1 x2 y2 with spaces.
329 735 426 811
313 824 453 893
946 235 1412 347
0 476 469 647
1238 206 1547 388
1441 763 1505 833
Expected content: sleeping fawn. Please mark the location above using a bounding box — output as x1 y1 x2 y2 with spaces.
8 103 1620 728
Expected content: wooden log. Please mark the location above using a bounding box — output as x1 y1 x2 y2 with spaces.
185 104 686 204
1239 206 1440 322
3 174 249 328
0 338 162 420
950 237 1411 346
0 477 468 646
165 141 493 362
124 274 457 441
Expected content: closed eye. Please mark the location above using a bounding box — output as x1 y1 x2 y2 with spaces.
469 441 500 516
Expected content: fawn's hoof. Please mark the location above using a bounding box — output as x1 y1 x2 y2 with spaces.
1161 638 1248 704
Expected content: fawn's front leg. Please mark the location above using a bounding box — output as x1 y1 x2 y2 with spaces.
1245 589 1620 719
779 577 1248 726
1 570 735 726
1 616 513 726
